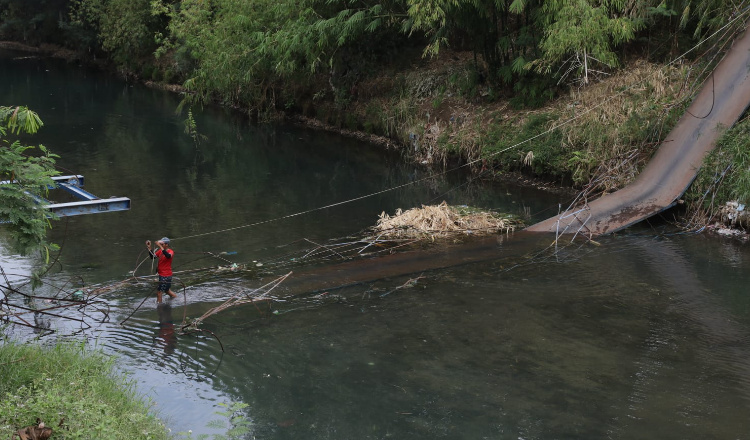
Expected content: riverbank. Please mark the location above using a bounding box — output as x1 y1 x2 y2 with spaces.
0 341 169 439
0 41 107 68
2 39 748 238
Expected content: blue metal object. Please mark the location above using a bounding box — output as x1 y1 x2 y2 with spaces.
46 175 131 217
57 181 99 201
51 175 85 188
46 197 131 217
1 174 131 218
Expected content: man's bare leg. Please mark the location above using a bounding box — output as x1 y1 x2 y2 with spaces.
168 289 177 299
157 291 163 303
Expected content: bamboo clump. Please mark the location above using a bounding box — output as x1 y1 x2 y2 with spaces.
374 201 519 239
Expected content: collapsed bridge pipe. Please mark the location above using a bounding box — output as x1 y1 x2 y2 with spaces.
526 18 750 237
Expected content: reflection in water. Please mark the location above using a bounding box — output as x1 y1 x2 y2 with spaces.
156 302 177 355
177 335 226 385
0 240 34 286
33 311 52 335
635 237 750 400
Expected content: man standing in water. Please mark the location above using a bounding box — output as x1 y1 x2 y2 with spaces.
146 237 178 303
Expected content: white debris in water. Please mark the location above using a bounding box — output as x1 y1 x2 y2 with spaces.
720 200 749 226
709 222 749 240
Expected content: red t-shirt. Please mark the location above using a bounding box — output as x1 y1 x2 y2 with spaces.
155 249 174 277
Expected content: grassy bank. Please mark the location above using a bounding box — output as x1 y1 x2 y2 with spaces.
315 50 750 236
3 38 746 232
328 56 695 190
0 341 169 439
685 116 750 230
2 1 748 233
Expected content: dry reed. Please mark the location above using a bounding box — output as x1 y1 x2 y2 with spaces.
556 60 692 191
374 201 519 239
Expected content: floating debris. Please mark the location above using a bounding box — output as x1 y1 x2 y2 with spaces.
719 200 750 227
373 201 521 239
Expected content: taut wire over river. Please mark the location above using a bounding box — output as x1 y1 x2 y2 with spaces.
3 51 750 439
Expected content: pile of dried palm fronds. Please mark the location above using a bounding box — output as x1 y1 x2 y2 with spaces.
374 201 520 239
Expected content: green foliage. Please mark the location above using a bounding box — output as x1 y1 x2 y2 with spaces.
4 0 739 186
483 112 566 177
406 0 539 85
448 67 481 98
0 106 43 135
0 0 68 44
2 0 746 105
162 0 409 112
53 0 748 116
152 0 284 108
647 2 678 19
362 102 385 133
673 0 747 39
509 70 557 109
102 0 160 69
404 0 453 57
67 0 161 69
0 341 169 440
688 117 750 211
183 109 207 148
432 84 446 108
532 0 644 84
65 0 105 53
0 106 59 258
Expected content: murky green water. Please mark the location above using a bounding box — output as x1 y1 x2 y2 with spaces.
3 51 750 439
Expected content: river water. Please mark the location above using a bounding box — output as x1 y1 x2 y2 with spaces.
2 51 750 439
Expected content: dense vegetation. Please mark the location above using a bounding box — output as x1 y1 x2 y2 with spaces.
1 1 742 107
2 0 750 224
141 0 646 109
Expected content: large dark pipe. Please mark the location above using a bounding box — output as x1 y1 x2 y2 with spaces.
526 18 750 237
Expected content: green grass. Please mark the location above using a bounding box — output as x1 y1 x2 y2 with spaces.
0 341 169 440
482 112 566 178
687 117 750 215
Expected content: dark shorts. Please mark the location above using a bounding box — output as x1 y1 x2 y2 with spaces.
157 275 172 292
